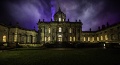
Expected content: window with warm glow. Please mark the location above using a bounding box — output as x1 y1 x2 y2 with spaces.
70 37 72 41
3 35 6 42
92 37 94 42
58 35 62 42
59 27 62 32
84 37 86 41
69 28 72 33
14 34 17 42
105 35 108 40
97 37 99 41
73 37 75 41
48 28 51 33
48 36 50 41
59 18 61 21
88 37 90 41
101 36 103 40
45 37 47 42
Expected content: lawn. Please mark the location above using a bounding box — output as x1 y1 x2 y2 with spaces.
0 48 120 65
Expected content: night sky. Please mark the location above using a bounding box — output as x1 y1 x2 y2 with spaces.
0 0 120 31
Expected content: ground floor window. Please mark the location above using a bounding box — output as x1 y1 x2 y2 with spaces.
3 35 6 42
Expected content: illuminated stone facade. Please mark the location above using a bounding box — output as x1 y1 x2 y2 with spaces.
37 8 82 43
0 24 37 44
82 23 120 43
38 8 120 44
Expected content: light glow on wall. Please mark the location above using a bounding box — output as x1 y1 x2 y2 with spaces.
92 37 94 42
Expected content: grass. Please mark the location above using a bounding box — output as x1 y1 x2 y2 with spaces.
0 48 120 65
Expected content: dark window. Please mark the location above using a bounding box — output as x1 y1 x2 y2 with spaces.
111 34 114 40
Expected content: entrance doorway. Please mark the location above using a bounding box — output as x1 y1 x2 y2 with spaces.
58 35 62 42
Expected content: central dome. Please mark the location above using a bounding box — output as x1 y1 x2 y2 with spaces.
54 7 66 22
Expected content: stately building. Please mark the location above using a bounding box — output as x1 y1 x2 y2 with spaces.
0 8 120 45
37 8 120 44
37 8 82 44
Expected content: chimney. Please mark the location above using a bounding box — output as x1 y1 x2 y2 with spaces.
90 28 91 31
43 19 44 22
68 19 69 22
76 20 77 22
79 19 81 22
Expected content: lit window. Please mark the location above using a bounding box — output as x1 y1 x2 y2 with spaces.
14 34 17 42
63 19 64 21
73 37 75 41
97 37 99 41
3 35 6 42
88 37 90 41
45 37 47 42
48 37 50 41
48 28 51 33
59 18 61 21
69 28 72 33
84 37 86 41
59 27 62 32
101 36 103 40
70 36 72 41
105 35 108 40
58 35 62 42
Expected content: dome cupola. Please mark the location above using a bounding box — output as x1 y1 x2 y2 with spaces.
54 7 66 22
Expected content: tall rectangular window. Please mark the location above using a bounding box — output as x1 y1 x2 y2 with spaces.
59 18 61 21
70 37 72 41
3 35 6 42
45 37 47 42
101 36 103 41
48 28 51 33
97 37 99 41
84 37 86 41
105 35 108 40
73 37 75 41
88 37 90 41
59 27 62 32
69 28 72 33
48 37 50 41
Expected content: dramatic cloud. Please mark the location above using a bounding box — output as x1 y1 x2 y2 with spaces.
0 0 120 31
